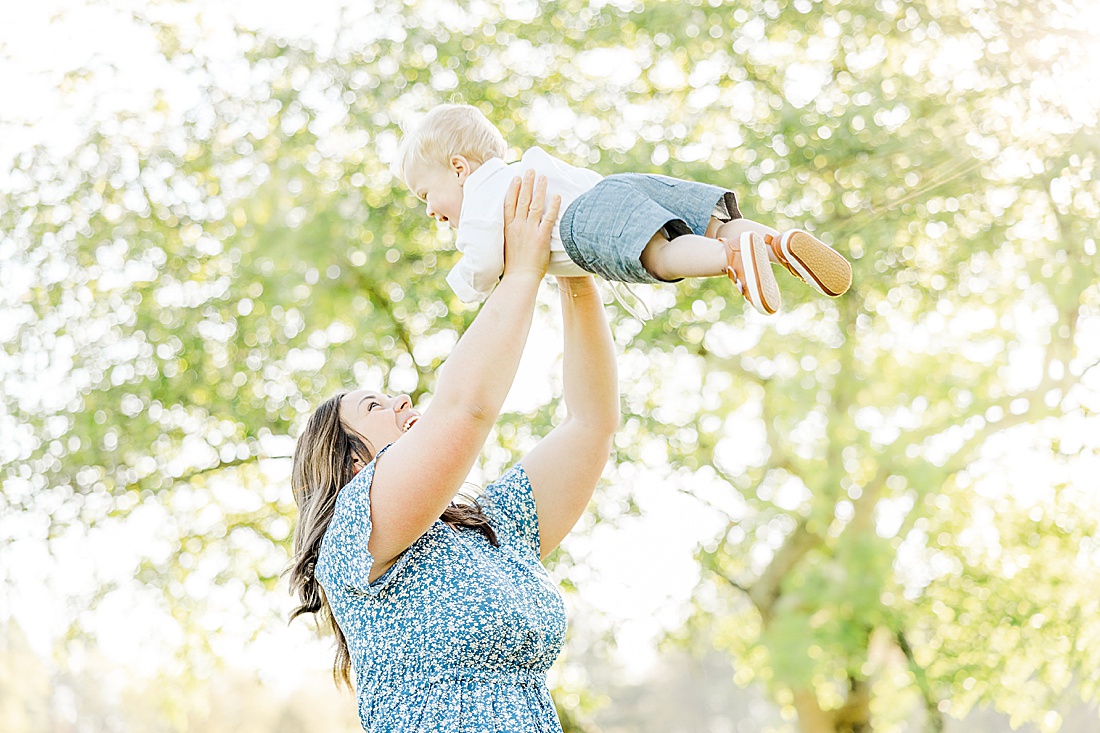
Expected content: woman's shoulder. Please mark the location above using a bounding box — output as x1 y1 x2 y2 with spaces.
479 463 540 555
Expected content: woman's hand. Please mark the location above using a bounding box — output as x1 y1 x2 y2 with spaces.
502 170 559 281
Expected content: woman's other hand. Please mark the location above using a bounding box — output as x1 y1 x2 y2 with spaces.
502 170 559 281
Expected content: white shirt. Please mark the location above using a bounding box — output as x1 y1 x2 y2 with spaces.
446 147 602 303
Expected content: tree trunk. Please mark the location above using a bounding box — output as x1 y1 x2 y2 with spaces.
833 676 871 733
793 688 834 733
794 676 871 733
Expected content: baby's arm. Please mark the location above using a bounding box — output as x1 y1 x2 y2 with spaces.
446 218 506 302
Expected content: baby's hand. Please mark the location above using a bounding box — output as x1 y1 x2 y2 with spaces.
502 170 559 281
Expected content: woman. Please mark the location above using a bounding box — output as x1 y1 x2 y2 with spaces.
288 171 619 732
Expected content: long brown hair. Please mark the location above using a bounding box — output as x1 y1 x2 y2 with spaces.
287 392 498 689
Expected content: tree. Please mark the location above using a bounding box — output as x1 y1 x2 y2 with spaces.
2 1 1098 731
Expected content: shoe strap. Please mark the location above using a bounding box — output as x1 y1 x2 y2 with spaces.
724 238 748 300
606 281 652 321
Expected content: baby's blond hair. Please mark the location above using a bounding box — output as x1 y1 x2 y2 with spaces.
394 104 508 186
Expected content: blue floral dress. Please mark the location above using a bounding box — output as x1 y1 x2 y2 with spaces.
315 445 567 732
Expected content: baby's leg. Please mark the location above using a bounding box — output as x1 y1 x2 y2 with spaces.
639 230 726 281
707 218 783 263
639 224 781 315
639 217 778 280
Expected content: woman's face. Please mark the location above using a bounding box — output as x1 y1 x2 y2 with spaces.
339 389 420 457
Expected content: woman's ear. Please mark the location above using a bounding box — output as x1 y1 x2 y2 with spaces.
351 455 366 474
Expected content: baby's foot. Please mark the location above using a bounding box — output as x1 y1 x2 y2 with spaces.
725 232 781 315
763 230 852 297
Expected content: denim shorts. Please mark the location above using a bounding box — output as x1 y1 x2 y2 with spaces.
558 173 742 284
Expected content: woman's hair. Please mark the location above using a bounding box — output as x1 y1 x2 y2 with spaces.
393 103 508 186
287 391 498 689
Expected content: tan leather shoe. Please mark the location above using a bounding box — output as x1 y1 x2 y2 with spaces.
726 232 781 315
764 230 852 297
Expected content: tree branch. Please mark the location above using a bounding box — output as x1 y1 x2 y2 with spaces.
1081 356 1100 381
749 519 822 624
712 570 753 597
845 466 891 536
896 630 944 733
172 453 259 484
358 273 432 401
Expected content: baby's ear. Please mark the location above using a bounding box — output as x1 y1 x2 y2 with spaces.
451 155 472 181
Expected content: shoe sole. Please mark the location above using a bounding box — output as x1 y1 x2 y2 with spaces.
741 232 781 315
781 231 852 297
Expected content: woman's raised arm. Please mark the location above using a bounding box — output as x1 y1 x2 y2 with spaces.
520 275 619 557
368 172 560 570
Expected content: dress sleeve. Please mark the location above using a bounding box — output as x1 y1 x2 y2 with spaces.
480 463 541 557
315 445 407 596
446 218 505 302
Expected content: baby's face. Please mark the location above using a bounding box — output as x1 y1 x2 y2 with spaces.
406 159 468 228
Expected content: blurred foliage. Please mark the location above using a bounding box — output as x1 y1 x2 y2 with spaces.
2 0 1100 732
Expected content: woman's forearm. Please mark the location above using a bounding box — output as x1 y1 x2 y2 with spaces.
558 277 619 432
514 276 615 556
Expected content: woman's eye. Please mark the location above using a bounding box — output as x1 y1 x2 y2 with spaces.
367 402 380 411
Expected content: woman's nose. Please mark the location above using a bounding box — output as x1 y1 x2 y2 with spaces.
394 394 412 411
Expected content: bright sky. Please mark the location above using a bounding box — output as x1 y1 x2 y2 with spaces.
3 0 1100 709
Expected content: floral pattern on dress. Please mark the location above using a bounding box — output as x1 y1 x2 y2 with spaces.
315 445 567 732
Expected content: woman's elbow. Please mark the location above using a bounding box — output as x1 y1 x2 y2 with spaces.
571 408 620 440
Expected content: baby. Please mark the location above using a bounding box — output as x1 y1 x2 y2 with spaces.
394 104 851 315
